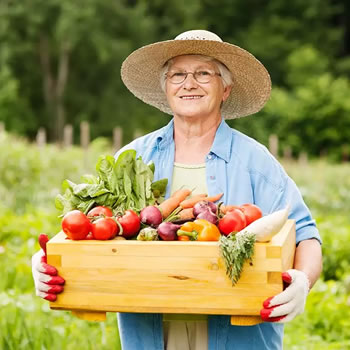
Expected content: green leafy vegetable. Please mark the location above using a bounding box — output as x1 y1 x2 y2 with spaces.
219 231 256 285
55 150 168 215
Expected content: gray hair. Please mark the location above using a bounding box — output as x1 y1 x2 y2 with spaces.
159 54 233 92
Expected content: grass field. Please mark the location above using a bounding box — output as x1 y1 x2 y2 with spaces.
1 132 349 349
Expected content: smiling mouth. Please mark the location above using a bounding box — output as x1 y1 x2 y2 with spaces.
180 95 203 100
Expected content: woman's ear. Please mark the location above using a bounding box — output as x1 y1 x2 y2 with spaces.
222 85 232 102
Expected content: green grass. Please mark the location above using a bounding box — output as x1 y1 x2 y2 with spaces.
0 132 349 349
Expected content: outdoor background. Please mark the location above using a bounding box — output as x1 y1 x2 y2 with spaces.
0 0 349 349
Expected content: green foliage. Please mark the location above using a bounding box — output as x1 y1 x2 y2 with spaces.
0 135 122 348
231 46 350 160
0 0 349 158
0 295 121 350
284 279 350 349
0 132 111 213
283 160 350 281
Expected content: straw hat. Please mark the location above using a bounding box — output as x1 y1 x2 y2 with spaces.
121 30 271 119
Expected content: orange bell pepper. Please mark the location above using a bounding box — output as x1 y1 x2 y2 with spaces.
176 219 221 241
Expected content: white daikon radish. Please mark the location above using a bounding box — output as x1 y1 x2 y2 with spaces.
241 207 289 242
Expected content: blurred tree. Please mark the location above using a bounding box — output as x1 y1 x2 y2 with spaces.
0 0 349 160
200 0 343 84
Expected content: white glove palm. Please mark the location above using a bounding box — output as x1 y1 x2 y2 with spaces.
31 234 65 301
260 269 310 323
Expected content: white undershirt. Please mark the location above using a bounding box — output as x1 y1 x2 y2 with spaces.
165 162 209 350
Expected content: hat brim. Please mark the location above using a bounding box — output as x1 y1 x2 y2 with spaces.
121 39 271 119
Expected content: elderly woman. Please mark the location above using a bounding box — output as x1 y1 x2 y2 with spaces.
32 30 322 350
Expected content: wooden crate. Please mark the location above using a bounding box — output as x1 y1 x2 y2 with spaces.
47 219 295 325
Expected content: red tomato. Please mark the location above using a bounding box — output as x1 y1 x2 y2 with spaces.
218 208 247 236
240 204 263 225
62 210 91 240
87 206 113 218
117 210 141 238
91 217 119 240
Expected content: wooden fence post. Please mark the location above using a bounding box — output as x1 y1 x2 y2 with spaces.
269 134 278 158
80 121 90 149
63 124 73 148
133 129 143 140
283 146 292 161
113 127 122 152
342 144 349 162
36 128 47 148
298 152 308 165
80 121 90 169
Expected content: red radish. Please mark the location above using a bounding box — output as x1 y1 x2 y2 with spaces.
140 206 163 227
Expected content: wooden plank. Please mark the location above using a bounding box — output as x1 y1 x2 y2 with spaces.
59 267 269 285
281 220 296 271
48 222 294 259
56 274 280 297
51 292 277 315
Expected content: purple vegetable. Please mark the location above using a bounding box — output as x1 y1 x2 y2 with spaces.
196 209 218 225
193 200 217 217
140 206 163 227
157 222 181 241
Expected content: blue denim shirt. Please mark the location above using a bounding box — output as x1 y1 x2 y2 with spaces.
115 118 321 350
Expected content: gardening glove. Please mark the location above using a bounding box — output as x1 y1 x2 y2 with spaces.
260 269 310 323
31 234 65 301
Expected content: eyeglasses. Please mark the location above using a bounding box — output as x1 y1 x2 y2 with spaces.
166 69 221 84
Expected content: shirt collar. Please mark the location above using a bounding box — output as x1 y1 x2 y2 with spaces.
156 119 174 149
209 118 232 162
156 117 232 162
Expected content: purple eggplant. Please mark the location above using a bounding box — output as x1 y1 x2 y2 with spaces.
157 222 181 241
140 206 163 227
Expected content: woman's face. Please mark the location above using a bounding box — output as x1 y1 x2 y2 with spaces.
165 55 232 121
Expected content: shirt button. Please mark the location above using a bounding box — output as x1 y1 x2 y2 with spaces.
210 175 215 180
207 154 213 160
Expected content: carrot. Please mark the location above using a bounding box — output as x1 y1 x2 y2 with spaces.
205 193 224 203
179 193 208 209
180 193 224 209
171 188 192 201
158 188 192 219
175 208 194 222
220 205 241 214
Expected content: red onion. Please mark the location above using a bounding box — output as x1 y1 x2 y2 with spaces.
140 206 162 227
196 209 218 225
157 222 181 241
193 200 217 217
